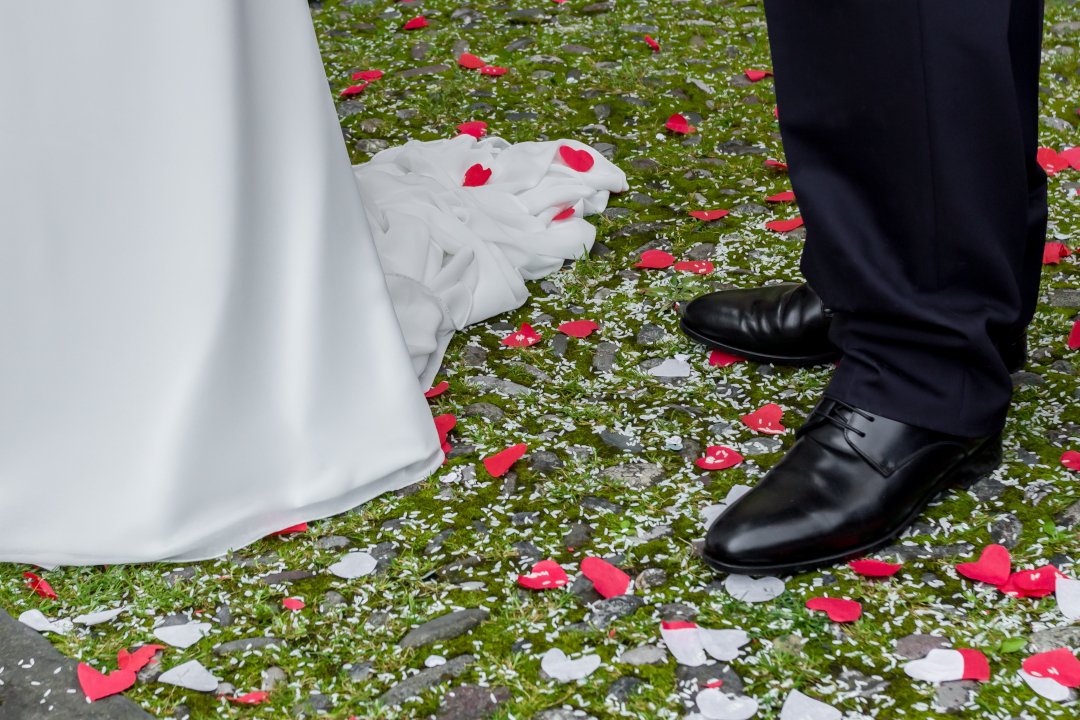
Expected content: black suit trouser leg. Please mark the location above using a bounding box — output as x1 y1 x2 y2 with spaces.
763 0 1047 436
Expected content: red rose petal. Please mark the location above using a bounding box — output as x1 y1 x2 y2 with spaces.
1068 320 1080 350
1038 147 1068 176
958 648 991 682
848 559 903 577
24 571 57 599
558 320 599 338
1044 242 1071 265
806 596 862 623
765 159 788 171
229 692 270 705
558 145 594 172
634 249 676 269
434 414 457 445
77 664 136 702
517 559 570 590
1023 648 1080 688
644 35 660 52
1062 146 1080 170
740 403 786 435
352 70 383 82
765 190 795 203
282 597 305 611
695 445 744 471
689 209 729 221
552 207 575 221
581 556 631 598
463 163 492 187
765 216 804 232
117 645 164 673
425 381 450 399
674 260 714 275
270 522 308 536
665 113 696 134
456 120 488 138
1008 564 1068 597
744 69 773 82
501 323 542 347
338 83 369 98
457 53 486 69
1062 450 1080 470
402 16 428 30
955 544 1011 585
479 65 508 76
708 349 745 367
483 443 528 477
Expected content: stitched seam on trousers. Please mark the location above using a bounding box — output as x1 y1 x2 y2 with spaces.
913 0 941 292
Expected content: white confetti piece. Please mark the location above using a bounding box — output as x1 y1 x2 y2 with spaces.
158 660 220 692
724 574 785 603
700 628 751 662
18 609 72 635
649 355 692 378
73 607 126 626
696 688 759 720
540 648 601 682
903 649 964 683
1056 577 1080 620
153 621 212 649
328 551 377 579
1018 669 1073 702
779 690 841 720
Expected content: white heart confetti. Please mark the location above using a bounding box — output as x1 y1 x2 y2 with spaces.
153 621 212 649
700 628 751 662
540 648 601 682
660 621 707 666
903 649 964 683
328 551 377 579
724 574 785 603
1056 577 1080 621
649 355 692 378
18 609 72 635
73 607 126 626
779 690 841 720
158 660 220 692
1018 668 1073 702
696 688 759 720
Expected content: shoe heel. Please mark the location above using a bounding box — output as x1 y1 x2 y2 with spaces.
951 433 1003 489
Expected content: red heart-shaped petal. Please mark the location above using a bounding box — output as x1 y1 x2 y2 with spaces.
1043 242 1071 265
805 597 862 623
463 163 492 187
744 69 773 82
483 443 528 477
425 381 450 399
695 445 744 471
708 350 745 367
1062 450 1080 470
955 544 1011 585
77 664 136 702
282 597 305 611
352 70 383 82
765 191 795 203
24 571 57 599
457 53 486 69
558 320 599 338
229 691 270 705
765 217 804 232
1002 564 1068 598
674 260 714 275
501 323 542 347
559 146 594 172
433 414 457 444
402 16 429 30
581 557 631 598
456 121 488 138
765 159 788 171
1038 147 1068 176
689 209 729 222
552 207 575 221
958 648 991 681
270 522 308 536
517 559 570 590
339 83 369 98
116 644 165 673
848 559 903 577
634 249 675 269
1023 648 1080 688
644 35 660 52
479 65 508 76
665 113 695 134
740 404 786 434
1068 320 1080 350
1062 146 1080 171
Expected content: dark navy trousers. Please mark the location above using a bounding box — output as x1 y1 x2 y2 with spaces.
763 0 1048 436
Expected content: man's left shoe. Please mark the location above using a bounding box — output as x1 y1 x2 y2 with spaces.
703 398 1002 576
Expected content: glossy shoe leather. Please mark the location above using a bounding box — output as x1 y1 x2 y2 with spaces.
681 282 1027 372
703 398 1002 576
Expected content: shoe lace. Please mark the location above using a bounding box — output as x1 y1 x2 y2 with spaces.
798 398 875 439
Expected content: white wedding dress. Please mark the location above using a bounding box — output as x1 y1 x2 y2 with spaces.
0 1 626 566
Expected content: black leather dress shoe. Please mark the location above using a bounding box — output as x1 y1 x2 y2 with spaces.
703 398 1002 576
680 282 1027 372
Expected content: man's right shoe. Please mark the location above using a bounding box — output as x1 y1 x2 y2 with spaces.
680 282 1027 373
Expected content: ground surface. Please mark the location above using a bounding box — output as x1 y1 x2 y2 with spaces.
3 1 1080 718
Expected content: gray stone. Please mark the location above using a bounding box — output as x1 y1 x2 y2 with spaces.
888 542 974 562
506 37 536 52
969 477 1008 502
634 568 668 591
437 684 511 720
425 529 455 555
379 654 476 706
599 430 643 453
934 680 978 710
582 495 624 514
164 567 197 586
895 633 949 659
740 437 784 456
320 591 347 612
1048 288 1080 308
409 43 430 61
1029 626 1080 653
835 669 889 698
636 323 666 346
293 693 333 717
399 609 490 648
563 522 593 549
1012 371 1046 387
592 342 619 372
588 595 644 629
658 603 698 622
214 603 233 628
512 541 543 562
462 402 505 422
606 676 643 702
260 569 316 585
602 462 664 487
612 220 672 238
1055 498 1080 528
465 375 532 395
619 644 667 665
461 345 489 366
355 138 390 154
676 663 743 693
534 709 599 720
348 662 372 683
989 513 1023 548
568 575 604 604
315 535 351 550
529 451 564 474
508 9 552 24
214 637 283 655
262 666 288 691
552 333 569 357
398 64 451 78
